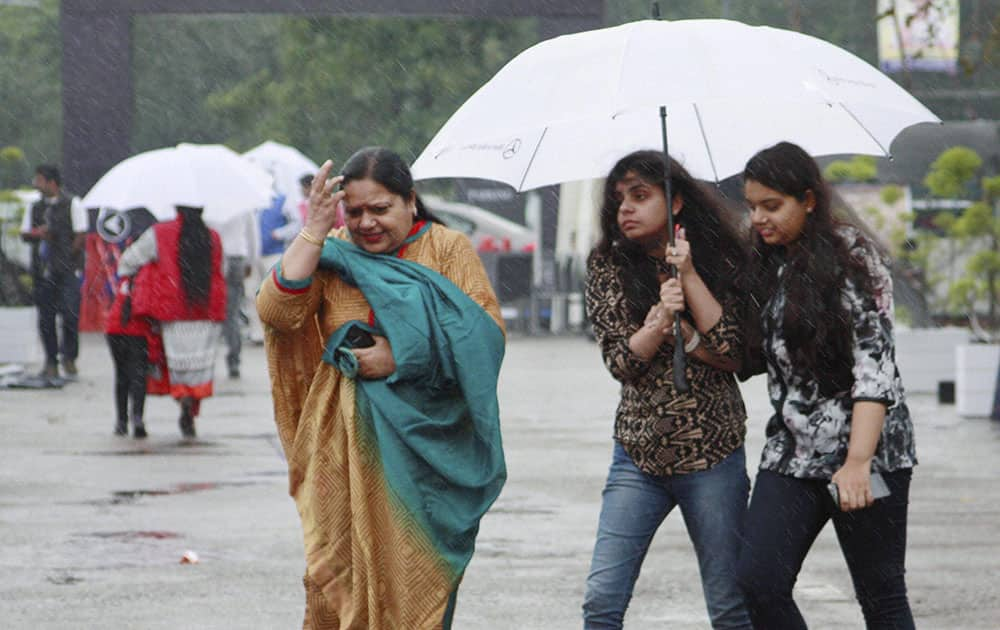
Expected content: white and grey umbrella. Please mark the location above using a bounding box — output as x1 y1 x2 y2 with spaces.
412 18 940 390
412 18 940 190
84 143 274 224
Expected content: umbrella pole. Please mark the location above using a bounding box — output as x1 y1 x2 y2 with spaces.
659 106 690 394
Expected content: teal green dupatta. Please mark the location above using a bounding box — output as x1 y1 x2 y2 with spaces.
318 231 506 606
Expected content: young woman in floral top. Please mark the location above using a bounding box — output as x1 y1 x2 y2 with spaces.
583 151 751 629
736 142 917 629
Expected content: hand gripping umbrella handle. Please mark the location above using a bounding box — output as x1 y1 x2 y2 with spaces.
660 105 690 394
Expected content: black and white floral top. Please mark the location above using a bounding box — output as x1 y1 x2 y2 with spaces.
757 227 917 479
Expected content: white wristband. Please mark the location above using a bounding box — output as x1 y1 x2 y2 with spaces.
684 330 701 354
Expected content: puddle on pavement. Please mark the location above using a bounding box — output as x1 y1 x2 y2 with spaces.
82 530 182 540
46 573 84 585
75 480 260 507
55 440 230 457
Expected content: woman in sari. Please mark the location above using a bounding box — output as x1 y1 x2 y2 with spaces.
118 205 226 438
257 147 506 629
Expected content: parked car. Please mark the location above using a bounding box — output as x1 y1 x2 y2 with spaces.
422 194 536 253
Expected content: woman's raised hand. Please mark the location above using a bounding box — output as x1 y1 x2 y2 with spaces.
305 160 346 237
665 227 694 276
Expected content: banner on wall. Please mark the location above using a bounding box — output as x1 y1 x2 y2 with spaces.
877 0 960 74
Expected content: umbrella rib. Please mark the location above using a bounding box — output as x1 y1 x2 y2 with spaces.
691 104 720 184
838 102 892 158
518 127 549 192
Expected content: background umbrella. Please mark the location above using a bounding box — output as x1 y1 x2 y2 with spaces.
412 17 940 390
242 140 319 208
83 143 274 224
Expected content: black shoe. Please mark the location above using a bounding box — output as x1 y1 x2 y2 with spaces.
133 423 148 439
114 422 128 436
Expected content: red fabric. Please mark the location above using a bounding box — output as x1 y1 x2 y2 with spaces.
145 329 171 396
130 217 227 322
271 266 311 295
170 382 213 405
79 233 110 332
104 279 152 336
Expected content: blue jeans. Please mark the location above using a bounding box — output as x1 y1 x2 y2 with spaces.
582 442 752 629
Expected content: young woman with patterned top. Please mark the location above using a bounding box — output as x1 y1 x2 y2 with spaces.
582 150 752 630
736 141 917 629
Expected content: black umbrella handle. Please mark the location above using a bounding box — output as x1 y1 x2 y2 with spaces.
660 106 690 394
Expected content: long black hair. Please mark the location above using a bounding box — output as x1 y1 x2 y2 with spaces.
591 150 747 325
743 142 876 396
340 147 442 225
176 205 212 308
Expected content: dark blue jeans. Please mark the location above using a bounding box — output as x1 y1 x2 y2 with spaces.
33 272 80 364
737 468 914 630
582 442 752 629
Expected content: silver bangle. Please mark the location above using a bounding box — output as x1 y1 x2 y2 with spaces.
684 330 701 354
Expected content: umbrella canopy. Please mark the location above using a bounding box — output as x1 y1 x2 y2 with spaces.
95 206 158 245
242 140 319 204
411 18 940 190
83 143 274 224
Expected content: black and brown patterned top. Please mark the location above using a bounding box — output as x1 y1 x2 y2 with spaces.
586 251 747 476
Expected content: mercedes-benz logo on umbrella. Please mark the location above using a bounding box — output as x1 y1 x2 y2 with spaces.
97 209 131 244
502 139 522 159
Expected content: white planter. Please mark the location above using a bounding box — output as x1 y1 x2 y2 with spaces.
0 306 41 364
895 327 967 393
955 344 1000 417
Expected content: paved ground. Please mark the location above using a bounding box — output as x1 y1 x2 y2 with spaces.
1 332 999 629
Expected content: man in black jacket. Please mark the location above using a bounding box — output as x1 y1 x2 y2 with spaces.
20 165 86 380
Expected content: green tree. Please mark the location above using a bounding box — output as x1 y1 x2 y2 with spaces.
823 155 879 182
0 0 60 173
0 145 26 189
205 16 537 165
924 145 1000 329
924 146 983 198
131 15 284 153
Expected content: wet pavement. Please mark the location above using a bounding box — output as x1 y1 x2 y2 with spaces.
2 332 999 628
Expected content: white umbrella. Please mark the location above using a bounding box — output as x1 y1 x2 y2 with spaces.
411 18 941 190
242 140 318 205
83 143 274 223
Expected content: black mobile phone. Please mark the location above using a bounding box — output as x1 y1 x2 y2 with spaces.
345 324 375 349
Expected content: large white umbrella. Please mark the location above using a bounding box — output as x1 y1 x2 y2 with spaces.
411 18 941 190
83 143 274 223
242 140 318 205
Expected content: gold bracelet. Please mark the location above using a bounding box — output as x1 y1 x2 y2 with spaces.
298 229 325 247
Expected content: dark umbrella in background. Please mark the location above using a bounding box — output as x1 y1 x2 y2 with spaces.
93 206 158 327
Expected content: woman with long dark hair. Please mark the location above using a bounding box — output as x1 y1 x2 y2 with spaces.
582 150 751 629
257 147 505 629
736 141 917 629
118 205 226 438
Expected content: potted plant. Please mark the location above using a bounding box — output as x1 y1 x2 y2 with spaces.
919 146 1000 416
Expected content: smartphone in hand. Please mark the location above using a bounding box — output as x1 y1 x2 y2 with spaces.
827 472 891 508
345 324 375 349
